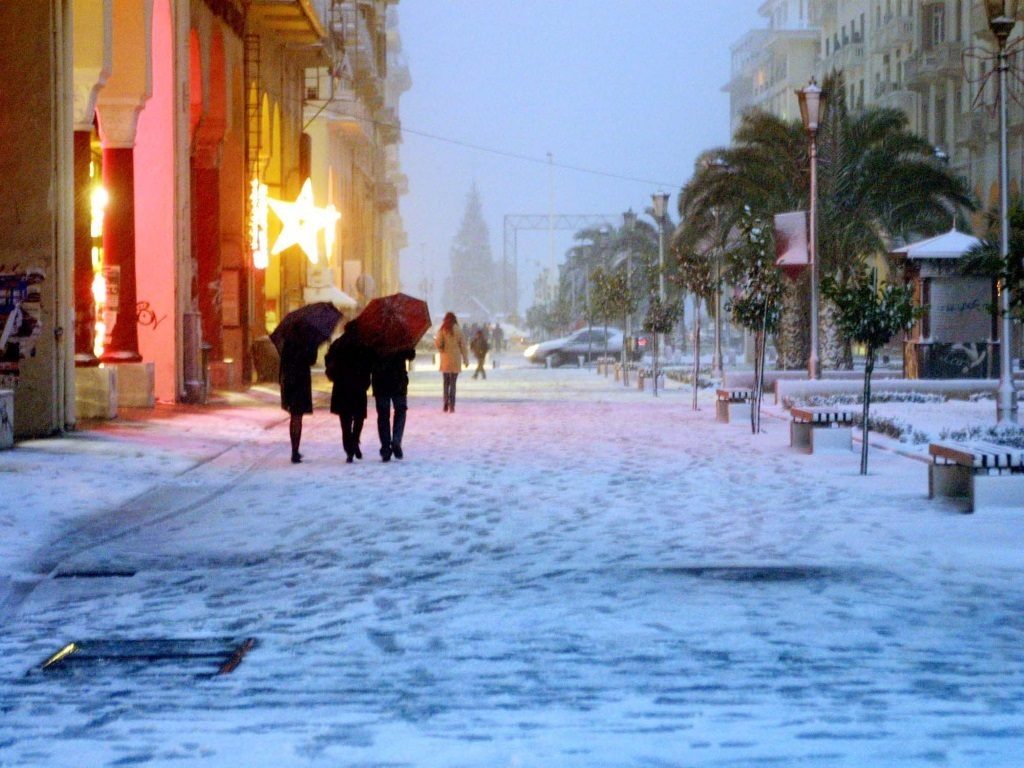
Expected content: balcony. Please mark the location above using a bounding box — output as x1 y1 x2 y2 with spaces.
249 0 326 45
376 181 398 212
837 40 866 71
330 2 379 81
377 106 400 145
956 111 989 149
876 88 918 122
872 15 914 53
904 42 964 87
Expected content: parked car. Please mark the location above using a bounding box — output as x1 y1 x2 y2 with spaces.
524 328 637 367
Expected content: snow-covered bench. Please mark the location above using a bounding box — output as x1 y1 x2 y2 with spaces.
928 441 1024 513
716 388 752 423
789 406 855 454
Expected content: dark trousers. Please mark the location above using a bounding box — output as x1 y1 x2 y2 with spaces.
472 356 487 379
443 372 459 409
339 413 364 458
375 393 407 454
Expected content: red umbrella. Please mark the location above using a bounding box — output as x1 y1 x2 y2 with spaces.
353 293 431 355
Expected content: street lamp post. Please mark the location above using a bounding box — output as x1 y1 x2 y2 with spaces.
797 78 826 380
622 208 637 387
651 192 670 397
986 0 1020 424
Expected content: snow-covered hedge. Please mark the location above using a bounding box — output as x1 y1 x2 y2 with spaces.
775 378 999 405
852 413 930 445
785 392 946 408
723 369 902 390
938 424 1024 449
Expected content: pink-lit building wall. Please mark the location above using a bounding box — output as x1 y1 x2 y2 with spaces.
133 0 177 401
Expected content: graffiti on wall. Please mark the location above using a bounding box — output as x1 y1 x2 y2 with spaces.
0 267 45 388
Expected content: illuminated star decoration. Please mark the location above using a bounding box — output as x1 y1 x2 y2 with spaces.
267 178 341 264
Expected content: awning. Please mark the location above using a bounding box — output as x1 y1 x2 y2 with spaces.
890 228 982 260
303 283 358 309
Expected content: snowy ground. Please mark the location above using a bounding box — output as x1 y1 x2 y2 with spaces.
1 358 1023 767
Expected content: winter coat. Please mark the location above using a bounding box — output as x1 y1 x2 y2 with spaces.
278 338 318 415
470 333 490 360
435 325 469 373
371 349 415 398
325 333 375 417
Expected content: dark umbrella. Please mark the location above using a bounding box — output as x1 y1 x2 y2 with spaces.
270 302 343 357
352 293 431 355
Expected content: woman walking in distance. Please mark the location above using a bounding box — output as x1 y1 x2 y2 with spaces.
435 312 469 412
325 321 375 463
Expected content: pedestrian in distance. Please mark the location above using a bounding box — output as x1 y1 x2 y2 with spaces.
372 347 415 462
470 327 490 380
325 321 376 464
435 311 469 412
278 336 319 464
492 322 504 353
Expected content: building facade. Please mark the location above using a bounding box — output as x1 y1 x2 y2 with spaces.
727 0 1023 214
0 0 405 438
724 0 822 135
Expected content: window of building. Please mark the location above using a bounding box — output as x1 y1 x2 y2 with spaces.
924 3 945 49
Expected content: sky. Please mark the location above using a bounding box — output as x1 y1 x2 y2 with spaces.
395 0 765 318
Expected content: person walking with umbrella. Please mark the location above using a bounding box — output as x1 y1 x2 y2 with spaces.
435 312 469 412
325 321 375 463
470 327 490 380
371 347 415 462
270 302 343 464
348 293 432 462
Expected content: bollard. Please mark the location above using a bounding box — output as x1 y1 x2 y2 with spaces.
637 372 645 391
0 389 13 449
577 355 585 368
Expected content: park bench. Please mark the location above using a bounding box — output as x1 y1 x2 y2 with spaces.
789 406 855 454
928 441 1024 513
715 387 753 424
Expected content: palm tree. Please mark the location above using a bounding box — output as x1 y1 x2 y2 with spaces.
679 72 973 369
961 194 1024 322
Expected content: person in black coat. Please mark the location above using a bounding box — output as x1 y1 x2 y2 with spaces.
279 337 318 464
325 322 376 463
371 347 415 462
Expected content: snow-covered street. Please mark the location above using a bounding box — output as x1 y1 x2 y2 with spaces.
1 362 1023 767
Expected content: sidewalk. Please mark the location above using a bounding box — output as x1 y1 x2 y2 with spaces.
1 366 1023 767
0 384 291 581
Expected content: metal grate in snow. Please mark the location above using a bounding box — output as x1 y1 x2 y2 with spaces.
53 570 136 579
31 637 256 678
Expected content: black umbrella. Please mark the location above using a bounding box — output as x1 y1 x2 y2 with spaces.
270 302 343 358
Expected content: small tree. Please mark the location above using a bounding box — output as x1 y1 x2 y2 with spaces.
822 268 923 475
726 208 784 433
642 296 679 397
591 266 639 381
673 241 715 410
